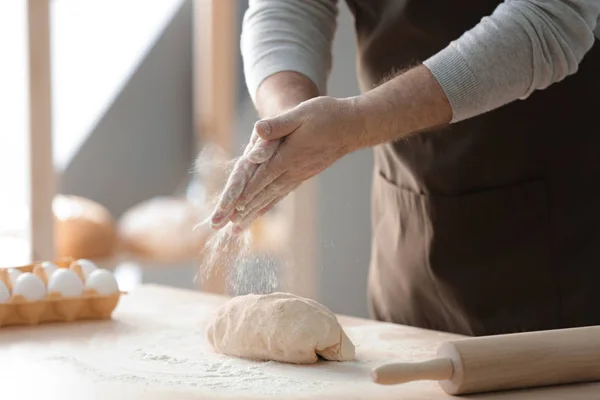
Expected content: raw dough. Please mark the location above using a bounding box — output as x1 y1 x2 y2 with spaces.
206 292 355 364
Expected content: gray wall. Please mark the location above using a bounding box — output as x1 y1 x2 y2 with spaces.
236 3 373 318
318 4 373 319
61 0 194 218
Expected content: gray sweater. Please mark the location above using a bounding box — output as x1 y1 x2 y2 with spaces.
241 0 600 123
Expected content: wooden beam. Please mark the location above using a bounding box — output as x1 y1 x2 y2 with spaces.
26 0 55 262
192 0 238 294
193 0 237 155
281 179 317 299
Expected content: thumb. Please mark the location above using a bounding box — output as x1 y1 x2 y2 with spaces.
254 109 303 140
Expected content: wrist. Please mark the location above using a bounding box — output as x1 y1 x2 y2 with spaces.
351 65 452 147
255 71 319 118
339 96 371 153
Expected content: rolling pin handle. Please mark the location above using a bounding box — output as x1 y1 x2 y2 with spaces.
372 357 454 385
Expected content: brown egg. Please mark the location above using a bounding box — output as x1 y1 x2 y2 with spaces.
53 195 118 260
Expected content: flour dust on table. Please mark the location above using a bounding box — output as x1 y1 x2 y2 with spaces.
37 301 424 399
195 222 249 283
207 292 355 364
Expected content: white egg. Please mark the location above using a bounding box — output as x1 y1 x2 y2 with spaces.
0 281 10 303
13 273 47 301
48 268 84 297
75 259 97 280
40 261 59 280
8 268 22 287
85 269 119 295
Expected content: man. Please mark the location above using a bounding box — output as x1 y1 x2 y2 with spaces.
210 0 600 336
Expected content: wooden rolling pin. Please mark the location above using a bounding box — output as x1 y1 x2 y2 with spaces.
372 325 600 395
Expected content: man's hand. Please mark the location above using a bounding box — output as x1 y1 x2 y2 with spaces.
209 128 281 230
209 71 319 230
212 96 364 233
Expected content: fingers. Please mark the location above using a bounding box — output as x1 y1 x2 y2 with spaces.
232 186 294 235
231 180 287 225
231 204 271 235
235 155 284 212
212 208 235 230
231 189 289 235
258 196 279 215
210 132 259 229
254 108 303 140
212 106 302 229
242 128 259 156
247 137 281 164
210 156 257 228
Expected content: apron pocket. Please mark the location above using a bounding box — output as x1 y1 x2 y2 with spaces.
370 170 466 332
372 170 560 335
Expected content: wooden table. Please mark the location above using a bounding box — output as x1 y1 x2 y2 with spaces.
0 285 598 399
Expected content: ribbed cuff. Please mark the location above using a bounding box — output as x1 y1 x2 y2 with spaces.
245 53 327 105
423 45 485 123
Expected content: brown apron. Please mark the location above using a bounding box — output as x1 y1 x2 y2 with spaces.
345 0 600 336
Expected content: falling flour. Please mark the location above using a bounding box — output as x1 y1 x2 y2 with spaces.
194 220 282 296
192 144 284 296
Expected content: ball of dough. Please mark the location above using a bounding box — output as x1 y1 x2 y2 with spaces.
206 292 355 364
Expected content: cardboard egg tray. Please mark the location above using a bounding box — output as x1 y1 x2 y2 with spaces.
0 257 124 328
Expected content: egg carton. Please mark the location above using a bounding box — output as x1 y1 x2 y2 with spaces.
0 257 124 328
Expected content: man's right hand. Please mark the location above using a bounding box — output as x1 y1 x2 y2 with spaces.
210 71 319 230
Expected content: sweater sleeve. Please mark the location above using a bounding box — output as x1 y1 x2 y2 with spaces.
423 0 600 123
240 0 338 104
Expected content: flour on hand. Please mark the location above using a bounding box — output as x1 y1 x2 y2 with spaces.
206 292 355 364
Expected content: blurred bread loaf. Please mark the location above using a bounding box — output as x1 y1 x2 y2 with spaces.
117 196 211 262
53 195 117 260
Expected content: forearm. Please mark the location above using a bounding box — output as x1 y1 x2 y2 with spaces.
351 65 452 149
351 0 600 147
255 71 320 118
423 0 600 122
241 0 338 105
